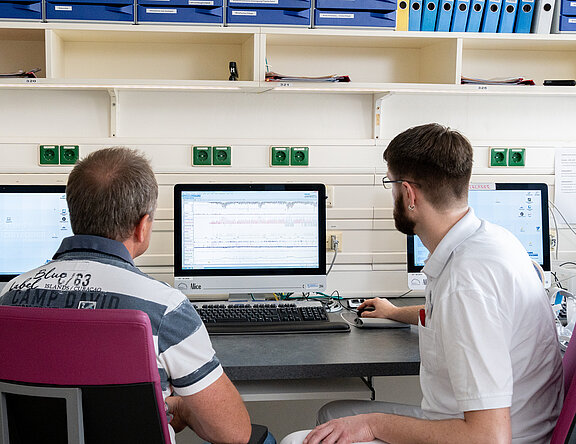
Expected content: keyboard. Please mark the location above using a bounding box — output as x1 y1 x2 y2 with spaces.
193 300 350 334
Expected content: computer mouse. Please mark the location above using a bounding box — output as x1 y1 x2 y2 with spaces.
356 306 375 316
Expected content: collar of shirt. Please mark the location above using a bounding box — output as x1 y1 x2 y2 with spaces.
422 207 482 280
52 235 135 266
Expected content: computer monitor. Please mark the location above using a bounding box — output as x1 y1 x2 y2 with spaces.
407 183 551 290
173 183 327 298
0 185 72 287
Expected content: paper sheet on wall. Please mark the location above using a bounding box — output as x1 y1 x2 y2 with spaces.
554 148 576 224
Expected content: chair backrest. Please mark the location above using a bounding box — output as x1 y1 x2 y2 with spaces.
551 334 576 444
0 306 171 444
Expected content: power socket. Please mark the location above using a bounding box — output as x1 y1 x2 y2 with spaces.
326 231 342 252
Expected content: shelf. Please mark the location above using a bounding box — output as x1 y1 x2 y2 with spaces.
2 24 576 94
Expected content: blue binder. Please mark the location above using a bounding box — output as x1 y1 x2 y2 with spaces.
513 0 533 31
466 0 484 28
408 0 422 28
435 0 454 29
450 0 469 29
420 0 439 29
481 0 501 31
497 0 517 31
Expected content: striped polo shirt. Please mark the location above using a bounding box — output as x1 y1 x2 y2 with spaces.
0 234 223 405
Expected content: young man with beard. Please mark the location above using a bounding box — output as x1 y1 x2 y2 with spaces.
285 123 563 444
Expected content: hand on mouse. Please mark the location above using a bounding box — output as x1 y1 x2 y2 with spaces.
357 298 398 319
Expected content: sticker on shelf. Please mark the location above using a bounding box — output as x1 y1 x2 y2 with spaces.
146 8 177 12
319 13 354 18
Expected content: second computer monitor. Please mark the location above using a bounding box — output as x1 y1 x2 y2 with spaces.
173 183 327 297
407 183 551 290
0 185 72 288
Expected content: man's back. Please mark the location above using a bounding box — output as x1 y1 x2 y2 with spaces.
0 235 223 426
422 213 563 442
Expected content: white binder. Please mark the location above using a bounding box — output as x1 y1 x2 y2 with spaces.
531 0 556 33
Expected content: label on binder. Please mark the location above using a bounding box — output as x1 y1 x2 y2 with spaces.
146 7 177 12
570 18 576 22
232 9 257 14
55 5 72 10
319 12 354 17
189 1 214 4
571 1 576 6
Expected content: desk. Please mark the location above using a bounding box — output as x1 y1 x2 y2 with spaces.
211 299 422 401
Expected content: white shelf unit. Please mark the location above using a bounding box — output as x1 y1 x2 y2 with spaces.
2 25 576 97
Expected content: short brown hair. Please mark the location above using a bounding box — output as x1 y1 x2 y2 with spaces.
66 147 158 241
383 123 473 208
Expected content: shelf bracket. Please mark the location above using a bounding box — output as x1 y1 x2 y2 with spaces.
108 88 119 138
373 92 392 140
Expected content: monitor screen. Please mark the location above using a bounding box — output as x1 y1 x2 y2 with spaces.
173 183 327 296
407 183 550 289
0 185 72 283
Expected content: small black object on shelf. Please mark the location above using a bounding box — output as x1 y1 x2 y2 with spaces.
229 61 238 81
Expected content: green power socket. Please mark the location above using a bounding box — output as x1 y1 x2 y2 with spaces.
490 148 508 167
193 146 212 166
290 147 309 166
213 146 232 166
508 148 526 167
60 145 79 165
270 147 290 166
39 145 59 165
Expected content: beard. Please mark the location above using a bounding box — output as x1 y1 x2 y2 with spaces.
393 193 416 236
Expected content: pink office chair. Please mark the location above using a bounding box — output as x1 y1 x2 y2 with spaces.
0 306 171 444
551 332 576 444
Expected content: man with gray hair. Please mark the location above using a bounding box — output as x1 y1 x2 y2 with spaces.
0 147 252 444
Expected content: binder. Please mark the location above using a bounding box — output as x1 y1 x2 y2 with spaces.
531 0 555 32
450 0 470 30
397 0 409 29
421 0 439 29
408 0 422 28
497 0 517 31
466 0 484 28
435 0 454 29
513 0 534 31
481 0 501 31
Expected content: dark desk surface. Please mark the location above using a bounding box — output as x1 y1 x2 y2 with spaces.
211 299 422 381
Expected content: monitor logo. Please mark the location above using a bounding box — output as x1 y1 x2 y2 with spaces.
191 283 202 290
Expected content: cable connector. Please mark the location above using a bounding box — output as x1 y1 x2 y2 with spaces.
330 235 339 252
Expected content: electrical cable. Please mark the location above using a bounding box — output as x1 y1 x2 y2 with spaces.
549 202 560 261
326 239 339 275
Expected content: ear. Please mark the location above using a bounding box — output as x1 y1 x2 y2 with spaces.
402 181 417 208
133 214 151 243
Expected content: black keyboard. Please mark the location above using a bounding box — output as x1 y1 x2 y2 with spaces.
193 300 350 334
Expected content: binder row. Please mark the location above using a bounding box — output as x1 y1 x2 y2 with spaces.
397 0 559 32
0 0 397 26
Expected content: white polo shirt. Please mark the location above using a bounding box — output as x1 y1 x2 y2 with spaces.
419 209 563 443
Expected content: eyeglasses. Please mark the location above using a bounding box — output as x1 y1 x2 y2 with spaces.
381 175 420 190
